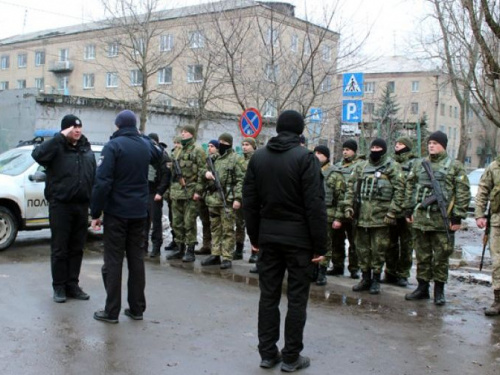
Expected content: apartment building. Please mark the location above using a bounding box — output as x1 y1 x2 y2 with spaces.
0 0 339 124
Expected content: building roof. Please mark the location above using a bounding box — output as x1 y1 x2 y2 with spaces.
0 0 273 46
362 56 438 74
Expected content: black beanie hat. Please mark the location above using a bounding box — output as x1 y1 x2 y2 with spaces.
115 110 137 128
276 110 305 135
314 145 330 160
371 138 387 154
218 132 233 145
342 139 358 152
61 114 82 130
428 131 448 149
208 139 219 149
148 133 159 143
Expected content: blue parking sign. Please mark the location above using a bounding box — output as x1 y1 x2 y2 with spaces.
342 100 363 123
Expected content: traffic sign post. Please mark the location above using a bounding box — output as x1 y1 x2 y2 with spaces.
342 73 364 97
239 108 263 138
342 100 363 123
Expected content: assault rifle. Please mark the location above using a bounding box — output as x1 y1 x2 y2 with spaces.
352 178 363 226
421 159 451 242
480 206 491 271
172 159 189 197
206 156 229 217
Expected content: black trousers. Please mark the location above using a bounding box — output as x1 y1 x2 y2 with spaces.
48 201 89 289
144 193 164 251
102 213 147 319
257 243 312 363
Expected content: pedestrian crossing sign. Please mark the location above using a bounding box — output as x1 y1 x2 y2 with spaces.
309 108 322 123
343 73 364 97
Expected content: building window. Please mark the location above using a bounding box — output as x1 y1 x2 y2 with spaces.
84 44 96 60
158 67 173 84
411 81 419 92
130 70 143 86
35 78 44 90
454 128 457 139
187 64 203 83
322 45 331 61
0 81 8 90
17 53 27 68
304 38 311 55
1 55 9 69
464 156 471 165
387 81 395 93
266 27 279 47
17 79 26 89
411 102 419 115
187 98 200 108
265 63 279 82
440 103 445 116
83 73 95 89
106 72 118 88
189 30 204 49
133 38 145 55
160 34 173 52
107 42 119 57
454 106 458 118
320 76 332 92
59 48 69 62
449 105 453 117
363 102 375 115
263 99 277 118
35 51 45 66
57 76 69 91
365 81 375 93
291 34 298 53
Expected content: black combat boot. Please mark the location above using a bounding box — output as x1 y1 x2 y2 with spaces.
369 272 381 294
195 244 211 255
233 242 244 260
182 244 196 263
249 251 258 264
434 281 446 306
352 271 372 292
485 289 500 316
149 245 161 258
381 272 398 284
164 240 178 251
166 244 185 260
405 279 430 300
316 265 327 286
201 255 221 266
327 267 344 276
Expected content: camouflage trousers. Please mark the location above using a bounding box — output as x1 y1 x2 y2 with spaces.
355 226 389 274
198 199 212 249
208 206 236 261
331 221 359 272
319 221 334 267
171 198 198 245
386 218 413 278
413 229 454 283
235 207 246 244
489 226 500 290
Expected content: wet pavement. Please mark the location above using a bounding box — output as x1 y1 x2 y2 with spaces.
1 223 500 374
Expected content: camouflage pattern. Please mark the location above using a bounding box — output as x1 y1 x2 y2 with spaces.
209 206 237 260
356 227 390 273
405 151 470 282
235 152 253 243
386 151 418 278
474 156 500 289
171 198 198 245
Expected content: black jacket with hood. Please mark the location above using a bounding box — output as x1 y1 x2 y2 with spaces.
242 131 327 255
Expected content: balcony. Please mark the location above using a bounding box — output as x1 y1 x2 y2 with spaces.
48 60 74 73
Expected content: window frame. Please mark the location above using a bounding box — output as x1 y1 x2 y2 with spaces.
187 64 203 83
106 72 118 88
17 53 27 68
83 73 95 89
158 66 173 85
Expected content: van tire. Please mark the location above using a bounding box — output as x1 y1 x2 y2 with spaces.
0 206 18 251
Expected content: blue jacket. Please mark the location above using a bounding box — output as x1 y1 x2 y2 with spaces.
90 127 162 219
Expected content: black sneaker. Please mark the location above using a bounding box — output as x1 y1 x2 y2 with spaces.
66 286 90 300
124 308 143 320
260 353 282 369
53 287 66 303
281 356 310 372
93 310 118 324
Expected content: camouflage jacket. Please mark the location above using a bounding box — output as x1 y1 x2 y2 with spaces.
393 151 419 218
345 154 405 228
475 156 500 227
405 151 470 232
335 154 364 184
204 148 244 207
322 163 346 222
170 138 207 200
238 151 254 173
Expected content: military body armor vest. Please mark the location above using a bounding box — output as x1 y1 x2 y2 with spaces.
413 157 452 211
359 160 394 202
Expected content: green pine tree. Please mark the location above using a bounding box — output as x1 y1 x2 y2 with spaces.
373 84 401 145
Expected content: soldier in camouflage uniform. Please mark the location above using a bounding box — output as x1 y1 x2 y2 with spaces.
234 137 257 262
345 138 404 294
384 137 418 286
201 133 245 270
404 131 470 305
164 136 182 252
331 139 362 279
313 145 346 286
475 158 500 316
167 125 207 263
195 139 219 256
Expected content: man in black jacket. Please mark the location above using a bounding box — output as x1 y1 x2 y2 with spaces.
90 110 162 324
243 110 327 372
32 114 96 303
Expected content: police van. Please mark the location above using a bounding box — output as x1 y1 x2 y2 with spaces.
0 131 103 250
